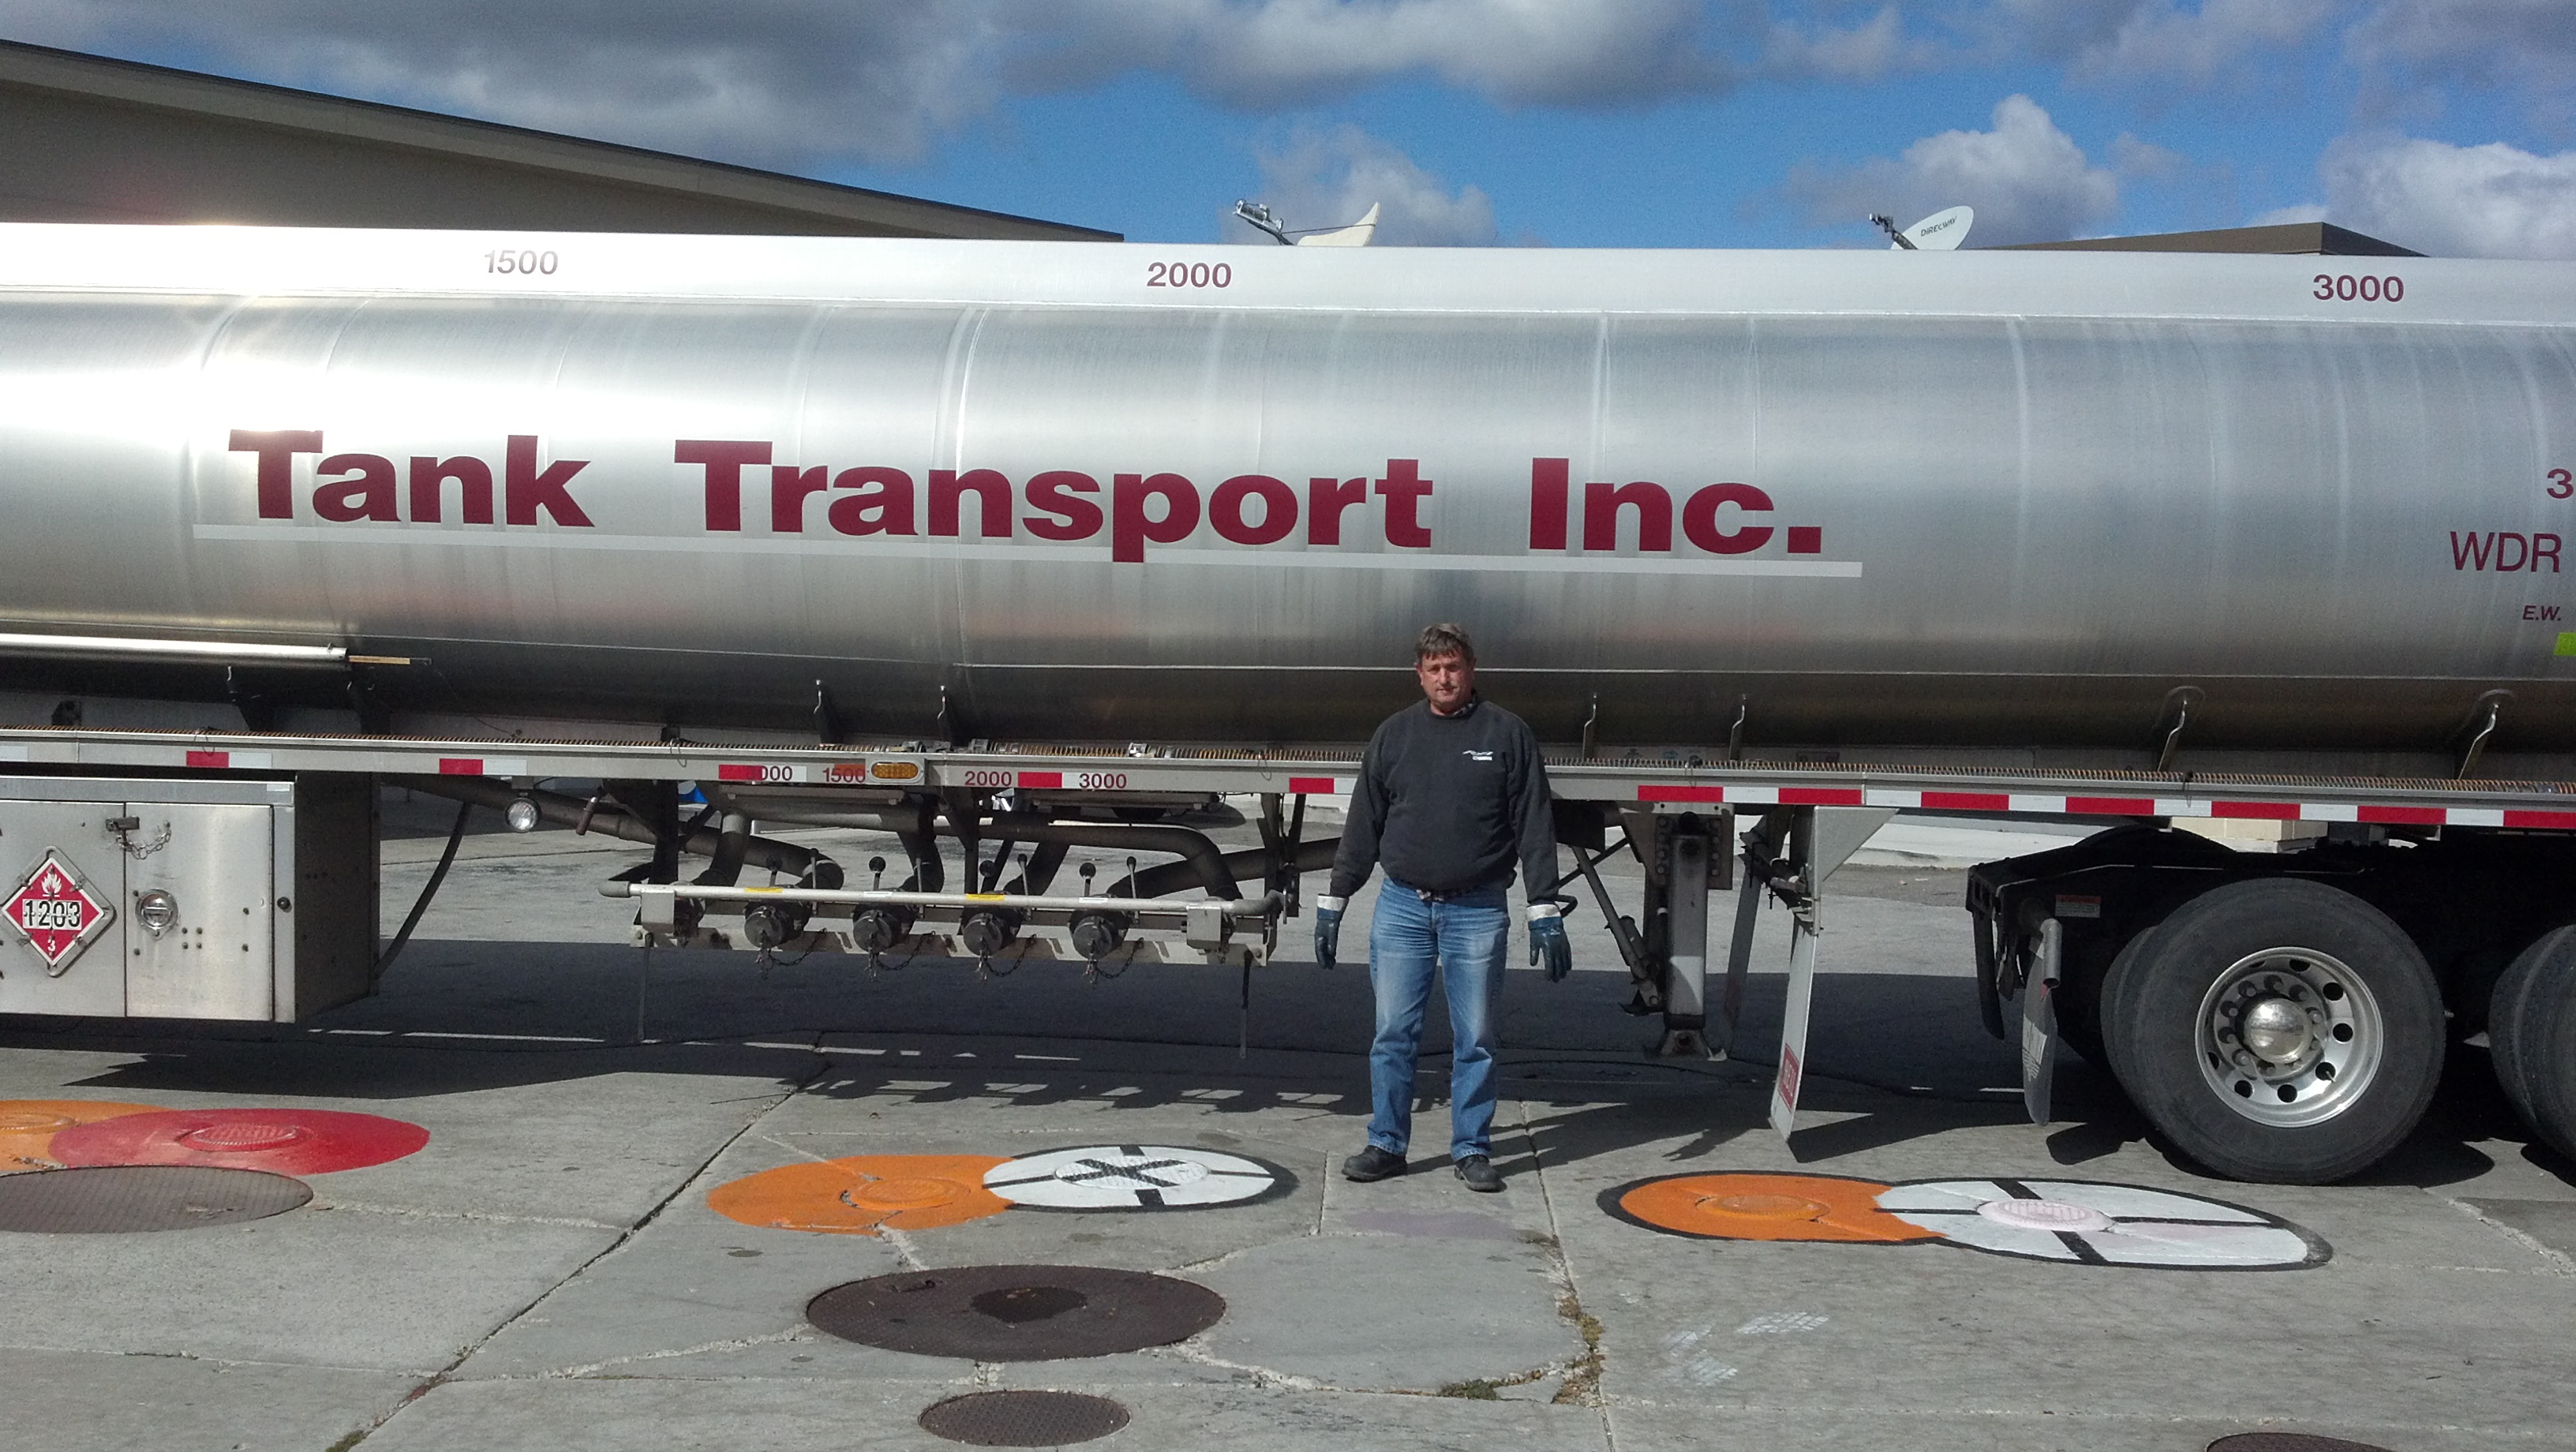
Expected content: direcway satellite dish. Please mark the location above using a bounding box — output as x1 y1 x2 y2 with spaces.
1232 200 1380 247
1296 203 1379 248
1871 205 1974 251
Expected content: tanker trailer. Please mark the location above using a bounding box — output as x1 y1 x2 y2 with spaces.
0 222 2573 1183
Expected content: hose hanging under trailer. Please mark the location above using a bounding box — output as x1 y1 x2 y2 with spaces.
374 797 470 983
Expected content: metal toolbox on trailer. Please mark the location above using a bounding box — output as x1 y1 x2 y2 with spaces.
0 775 374 1020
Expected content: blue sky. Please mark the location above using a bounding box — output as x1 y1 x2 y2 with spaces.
5 2 2573 256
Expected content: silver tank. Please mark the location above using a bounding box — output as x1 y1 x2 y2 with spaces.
0 223 2571 762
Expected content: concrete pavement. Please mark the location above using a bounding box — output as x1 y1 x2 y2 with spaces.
0 806 2566 1451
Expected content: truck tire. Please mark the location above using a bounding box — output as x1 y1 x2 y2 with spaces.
2493 930 2576 1161
2071 926 2153 1081
2487 925 2576 1132
2095 925 2161 1094
2099 878 2443 1184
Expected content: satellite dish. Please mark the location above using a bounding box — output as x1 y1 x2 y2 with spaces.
1233 200 1292 245
1297 203 1379 248
1879 205 1973 251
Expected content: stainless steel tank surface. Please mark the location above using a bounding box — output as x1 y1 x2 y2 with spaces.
0 223 2570 751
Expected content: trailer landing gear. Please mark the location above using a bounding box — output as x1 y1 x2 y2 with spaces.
1615 805 1889 1138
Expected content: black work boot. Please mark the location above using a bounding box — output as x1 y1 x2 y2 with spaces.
1453 1154 1503 1192
1342 1145 1406 1181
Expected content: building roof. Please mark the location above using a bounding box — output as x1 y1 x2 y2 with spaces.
2001 223 2421 257
0 39 1118 241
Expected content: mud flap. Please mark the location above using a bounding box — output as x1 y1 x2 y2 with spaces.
1769 915 1822 1140
2022 918 2063 1125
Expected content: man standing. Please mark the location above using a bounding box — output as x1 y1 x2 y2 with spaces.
1314 623 1572 1192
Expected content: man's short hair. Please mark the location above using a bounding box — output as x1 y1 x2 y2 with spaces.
1416 623 1476 664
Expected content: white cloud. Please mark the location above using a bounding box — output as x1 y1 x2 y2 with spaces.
2250 201 2331 225
1023 0 1734 107
2317 133 2576 258
1236 125 1496 245
1760 6 1929 83
0 0 1005 168
0 0 1753 170
1782 94 2122 245
2084 0 2336 85
2111 133 2188 180
1975 0 2337 88
2349 0 2576 131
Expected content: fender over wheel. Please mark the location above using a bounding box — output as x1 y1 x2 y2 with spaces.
2101 878 2443 1184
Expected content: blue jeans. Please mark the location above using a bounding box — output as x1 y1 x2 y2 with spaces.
1365 878 1508 1161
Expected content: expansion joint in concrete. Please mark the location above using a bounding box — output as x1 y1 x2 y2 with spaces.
329 1067 826 1446
2442 1193 2576 1278
1509 1096 1612 1441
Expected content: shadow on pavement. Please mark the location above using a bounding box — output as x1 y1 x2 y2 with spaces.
2 933 2556 1192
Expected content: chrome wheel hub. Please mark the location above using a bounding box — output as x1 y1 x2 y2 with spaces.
2195 948 2383 1128
2239 996 2314 1061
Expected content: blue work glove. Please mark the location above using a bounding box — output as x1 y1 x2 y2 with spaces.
1313 896 1345 970
1529 903 1572 982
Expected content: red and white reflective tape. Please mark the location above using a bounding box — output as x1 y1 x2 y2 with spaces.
714 763 812 784
1634 783 2576 829
178 749 272 769
437 756 530 777
1289 776 1354 795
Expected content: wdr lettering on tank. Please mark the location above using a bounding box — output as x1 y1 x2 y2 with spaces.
229 430 593 527
681 440 1437 563
2451 531 2563 573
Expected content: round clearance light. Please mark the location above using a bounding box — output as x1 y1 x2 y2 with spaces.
504 796 542 833
133 889 178 938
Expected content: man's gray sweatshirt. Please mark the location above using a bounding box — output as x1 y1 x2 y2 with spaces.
1327 697 1559 901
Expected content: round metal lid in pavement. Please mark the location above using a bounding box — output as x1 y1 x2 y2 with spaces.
982 1144 1293 1211
0 1165 310 1233
2207 1435 2394 1452
707 1154 1012 1236
0 1100 165 1173
809 1264 1225 1360
1603 1171 1938 1244
1875 1179 2331 1270
919 1390 1132 1446
51 1108 429 1177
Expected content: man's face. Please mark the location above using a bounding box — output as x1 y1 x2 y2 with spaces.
1416 651 1474 713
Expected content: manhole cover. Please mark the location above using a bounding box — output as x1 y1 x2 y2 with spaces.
1877 1179 2331 1270
708 1154 1012 1236
809 1263 1224 1360
49 1108 429 1176
0 1165 310 1233
1977 1198 2114 1233
919 1390 1130 1446
0 1100 165 1173
983 1144 1291 1210
1604 1172 1938 1244
2208 1435 2394 1452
